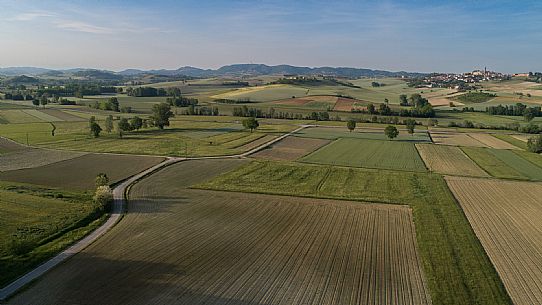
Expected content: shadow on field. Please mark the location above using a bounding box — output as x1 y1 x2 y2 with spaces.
128 196 191 213
8 253 267 305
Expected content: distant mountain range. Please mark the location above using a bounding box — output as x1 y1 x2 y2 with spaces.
0 64 426 78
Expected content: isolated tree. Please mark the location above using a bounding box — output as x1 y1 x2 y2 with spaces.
347 119 356 132
94 185 113 212
40 96 48 108
384 125 399 140
130 116 143 130
88 116 96 135
109 97 120 112
32 99 40 107
105 115 114 133
95 173 109 188
151 103 174 129
242 117 259 132
90 122 102 138
404 119 416 135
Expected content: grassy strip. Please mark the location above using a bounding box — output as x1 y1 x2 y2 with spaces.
462 147 527 180
492 134 528 150
491 149 542 180
195 161 512 305
0 181 105 287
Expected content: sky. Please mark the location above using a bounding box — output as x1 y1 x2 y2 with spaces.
0 0 541 73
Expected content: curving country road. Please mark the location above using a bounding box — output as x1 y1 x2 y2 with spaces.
0 125 308 301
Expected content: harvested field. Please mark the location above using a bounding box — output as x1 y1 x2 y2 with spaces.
445 177 542 305
0 148 85 171
21 109 63 122
236 134 277 151
0 138 26 154
511 134 530 142
468 133 520 150
302 138 426 171
492 134 528 150
39 109 85 122
8 159 432 305
415 144 488 177
430 132 487 147
0 154 164 190
332 97 366 111
251 136 330 160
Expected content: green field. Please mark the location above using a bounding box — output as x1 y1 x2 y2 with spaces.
0 181 104 287
196 160 510 305
462 147 542 180
301 138 427 171
492 133 528 150
294 126 430 141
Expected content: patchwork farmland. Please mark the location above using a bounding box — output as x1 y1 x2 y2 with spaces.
6 159 433 305
416 144 488 177
251 136 330 160
446 177 542 305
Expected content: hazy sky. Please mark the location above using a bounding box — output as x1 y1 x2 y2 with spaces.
1 0 541 73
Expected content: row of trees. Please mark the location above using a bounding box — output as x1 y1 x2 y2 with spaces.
126 86 184 97
167 96 199 107
486 103 542 121
346 118 417 137
354 94 435 118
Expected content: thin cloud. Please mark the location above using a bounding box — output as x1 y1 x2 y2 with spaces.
54 21 113 34
11 12 53 21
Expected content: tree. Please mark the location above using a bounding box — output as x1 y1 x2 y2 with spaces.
404 119 416 135
109 97 120 112
151 103 174 129
242 117 259 132
90 122 102 138
40 96 48 108
88 116 96 135
32 99 40 107
399 94 408 106
130 116 143 130
524 108 536 122
93 185 113 212
105 115 114 133
346 119 356 132
95 173 109 188
384 125 399 140
118 118 132 132
527 135 542 153
367 103 376 114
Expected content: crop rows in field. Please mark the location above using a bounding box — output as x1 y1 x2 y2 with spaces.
415 144 488 177
251 136 330 160
301 138 426 171
430 132 487 147
462 147 542 180
445 176 542 305
468 133 520 150
0 153 164 190
8 159 432 305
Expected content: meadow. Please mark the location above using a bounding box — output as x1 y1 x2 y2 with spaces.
0 181 103 287
301 138 427 172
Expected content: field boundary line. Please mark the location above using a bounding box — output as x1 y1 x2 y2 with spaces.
0 124 307 300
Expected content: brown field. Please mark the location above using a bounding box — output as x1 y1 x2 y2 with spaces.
40 109 85 121
236 134 277 151
446 176 542 305
430 132 487 147
468 133 520 150
415 144 488 177
0 148 85 171
251 136 330 160
333 97 366 111
8 159 432 305
0 153 164 190
0 137 26 154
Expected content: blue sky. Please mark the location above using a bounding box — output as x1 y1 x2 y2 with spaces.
1 0 541 73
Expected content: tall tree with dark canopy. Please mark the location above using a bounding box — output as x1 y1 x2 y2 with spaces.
384 125 399 140
242 117 259 132
151 103 174 129
347 119 356 132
